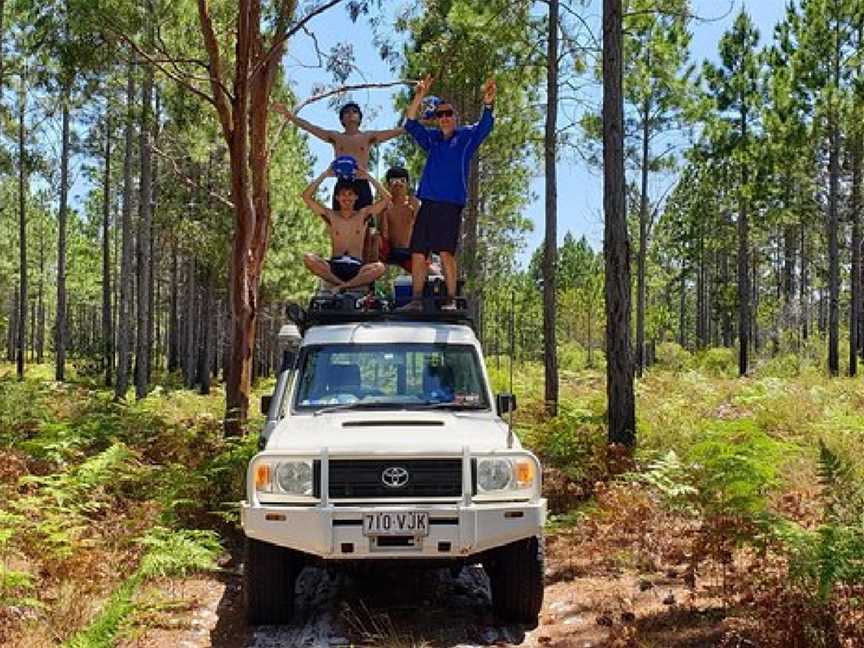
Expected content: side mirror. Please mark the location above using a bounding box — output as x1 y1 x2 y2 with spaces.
496 393 517 416
261 394 273 416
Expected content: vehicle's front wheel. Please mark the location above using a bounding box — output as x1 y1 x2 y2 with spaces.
244 538 298 625
486 537 544 627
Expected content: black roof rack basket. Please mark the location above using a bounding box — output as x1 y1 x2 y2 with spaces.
286 295 474 333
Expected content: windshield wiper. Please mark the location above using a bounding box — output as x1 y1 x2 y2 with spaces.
413 401 487 410
312 402 402 416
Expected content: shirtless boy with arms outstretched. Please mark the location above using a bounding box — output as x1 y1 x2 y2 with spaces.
275 102 404 210
379 167 420 272
302 167 389 290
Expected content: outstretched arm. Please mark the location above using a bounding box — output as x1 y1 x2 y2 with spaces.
368 126 405 144
273 103 336 143
302 168 335 223
357 169 392 219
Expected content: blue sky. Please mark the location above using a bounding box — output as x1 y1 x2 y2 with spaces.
282 1 789 265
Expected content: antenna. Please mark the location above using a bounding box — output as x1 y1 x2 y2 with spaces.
507 288 515 449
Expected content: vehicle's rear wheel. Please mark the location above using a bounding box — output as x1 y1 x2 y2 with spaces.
244 538 297 625
486 537 544 627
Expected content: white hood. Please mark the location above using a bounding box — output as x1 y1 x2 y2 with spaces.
265 410 519 455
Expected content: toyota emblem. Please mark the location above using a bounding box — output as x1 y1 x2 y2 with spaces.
381 466 410 488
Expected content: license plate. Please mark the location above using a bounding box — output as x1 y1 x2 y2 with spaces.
362 511 430 536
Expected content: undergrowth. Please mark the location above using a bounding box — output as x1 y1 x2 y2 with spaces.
0 366 259 646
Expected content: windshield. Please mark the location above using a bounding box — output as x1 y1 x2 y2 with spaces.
294 343 490 411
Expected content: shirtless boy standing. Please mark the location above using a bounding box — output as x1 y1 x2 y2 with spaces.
379 167 420 272
302 167 389 290
275 101 404 210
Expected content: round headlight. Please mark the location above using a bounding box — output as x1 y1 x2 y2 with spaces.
477 458 512 491
275 461 313 495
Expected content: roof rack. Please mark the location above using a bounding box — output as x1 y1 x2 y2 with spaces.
286 294 474 333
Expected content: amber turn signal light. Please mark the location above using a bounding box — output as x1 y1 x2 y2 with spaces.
255 464 271 490
514 458 534 487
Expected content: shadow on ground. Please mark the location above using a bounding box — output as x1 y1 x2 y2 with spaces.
226 563 529 647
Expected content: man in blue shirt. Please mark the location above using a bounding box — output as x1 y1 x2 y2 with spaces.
399 74 496 311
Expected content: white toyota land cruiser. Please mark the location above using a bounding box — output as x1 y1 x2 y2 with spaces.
241 301 546 627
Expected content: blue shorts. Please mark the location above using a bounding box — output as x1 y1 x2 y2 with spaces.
329 255 363 281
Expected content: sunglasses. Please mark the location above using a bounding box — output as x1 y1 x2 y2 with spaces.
435 109 455 118
388 177 408 185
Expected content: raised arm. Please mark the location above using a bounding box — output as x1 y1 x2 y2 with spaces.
467 78 497 154
273 103 336 143
404 75 434 152
356 169 392 219
368 126 405 145
405 75 433 120
302 168 335 223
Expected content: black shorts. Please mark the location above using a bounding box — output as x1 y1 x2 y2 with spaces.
331 179 373 211
409 200 463 254
387 247 412 265
329 255 363 281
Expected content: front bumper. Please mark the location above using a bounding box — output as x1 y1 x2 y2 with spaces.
241 499 547 559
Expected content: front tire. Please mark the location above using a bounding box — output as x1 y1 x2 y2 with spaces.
245 538 297 625
486 537 544 627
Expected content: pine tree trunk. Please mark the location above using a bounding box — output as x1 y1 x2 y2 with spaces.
678 267 686 347
168 239 179 372
102 116 114 386
603 0 635 447
184 258 196 388
800 222 809 342
54 84 71 380
197 270 212 395
752 251 759 353
36 219 45 363
850 132 861 376
135 47 154 399
636 98 650 376
542 0 560 417
827 23 841 376
7 292 17 362
737 110 750 377
115 65 137 400
16 83 27 381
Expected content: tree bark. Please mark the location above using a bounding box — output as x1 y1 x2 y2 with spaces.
184 258 197 388
636 96 650 376
135 35 154 399
850 130 861 376
55 83 71 380
737 109 750 377
168 238 179 372
827 18 840 376
16 82 27 380
542 0 560 417
678 267 686 347
197 270 213 395
36 217 45 363
603 0 635 447
102 115 114 386
115 65 137 400
196 0 297 434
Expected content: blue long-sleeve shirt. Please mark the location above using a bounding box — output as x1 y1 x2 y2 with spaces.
404 106 494 206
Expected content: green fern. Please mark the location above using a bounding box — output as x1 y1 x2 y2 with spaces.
636 450 698 512
136 526 221 579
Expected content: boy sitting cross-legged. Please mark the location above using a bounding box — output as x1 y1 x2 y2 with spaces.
302 167 389 291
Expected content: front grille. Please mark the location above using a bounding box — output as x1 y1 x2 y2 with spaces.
314 459 463 499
